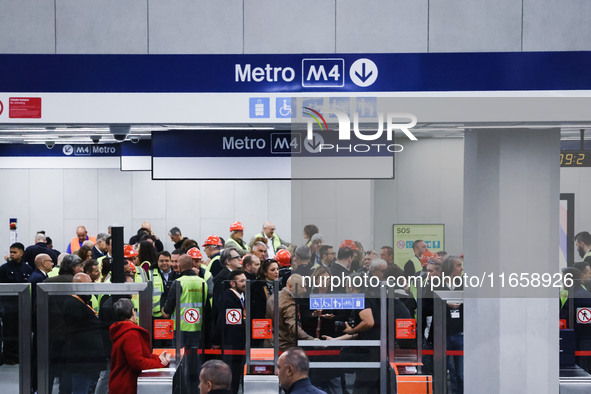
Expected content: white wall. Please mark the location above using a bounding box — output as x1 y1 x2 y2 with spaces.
2 1 591 54
0 169 293 253
374 138 465 255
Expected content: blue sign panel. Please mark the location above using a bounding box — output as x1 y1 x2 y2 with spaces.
0 143 120 157
309 294 365 310
1 52 591 93
152 129 393 158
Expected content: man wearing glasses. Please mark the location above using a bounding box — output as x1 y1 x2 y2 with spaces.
212 248 243 307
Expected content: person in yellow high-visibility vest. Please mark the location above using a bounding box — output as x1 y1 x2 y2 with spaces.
202 235 223 277
162 254 208 348
150 251 179 347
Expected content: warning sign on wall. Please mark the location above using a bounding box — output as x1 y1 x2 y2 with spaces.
9 97 41 118
154 319 174 340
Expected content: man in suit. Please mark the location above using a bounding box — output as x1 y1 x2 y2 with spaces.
212 248 242 307
29 253 53 285
92 233 109 259
329 247 354 293
212 270 247 394
23 233 58 270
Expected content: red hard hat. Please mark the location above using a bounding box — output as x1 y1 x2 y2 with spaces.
340 240 358 250
187 247 202 260
124 244 138 258
202 235 223 247
275 249 292 267
420 250 438 266
230 221 244 232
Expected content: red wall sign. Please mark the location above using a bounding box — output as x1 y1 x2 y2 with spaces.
154 319 174 340
9 97 41 118
252 319 273 339
396 319 416 339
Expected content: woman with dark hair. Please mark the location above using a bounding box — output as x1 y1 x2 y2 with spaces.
136 240 158 271
180 238 199 254
303 225 319 247
75 246 92 262
251 259 280 322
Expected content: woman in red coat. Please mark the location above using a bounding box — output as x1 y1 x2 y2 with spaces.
109 299 170 394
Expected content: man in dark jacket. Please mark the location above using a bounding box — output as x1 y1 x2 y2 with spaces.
23 233 58 269
0 242 32 364
277 347 326 394
109 298 170 394
62 273 106 393
198 360 233 394
212 270 247 394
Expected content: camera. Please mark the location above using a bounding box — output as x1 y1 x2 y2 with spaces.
334 318 356 332
45 141 55 149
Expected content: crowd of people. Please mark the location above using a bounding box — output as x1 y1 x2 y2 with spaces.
0 220 466 394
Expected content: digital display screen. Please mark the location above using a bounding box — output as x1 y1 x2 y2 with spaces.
560 151 591 167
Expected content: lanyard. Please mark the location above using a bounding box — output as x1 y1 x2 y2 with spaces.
72 295 98 317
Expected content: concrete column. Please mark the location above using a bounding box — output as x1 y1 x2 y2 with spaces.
463 128 560 393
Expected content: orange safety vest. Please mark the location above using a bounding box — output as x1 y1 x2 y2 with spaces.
70 236 96 252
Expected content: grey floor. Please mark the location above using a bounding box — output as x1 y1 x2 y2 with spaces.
0 363 61 394
0 363 20 393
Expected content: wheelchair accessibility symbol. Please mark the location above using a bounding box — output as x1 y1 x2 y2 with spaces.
276 98 293 118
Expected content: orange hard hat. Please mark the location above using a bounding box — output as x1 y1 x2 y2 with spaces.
124 244 138 258
202 235 223 247
275 249 292 267
420 250 438 266
230 221 244 232
340 240 358 250
187 247 202 260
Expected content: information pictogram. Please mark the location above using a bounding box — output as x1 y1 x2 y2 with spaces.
577 308 591 324
184 308 200 324
226 309 242 325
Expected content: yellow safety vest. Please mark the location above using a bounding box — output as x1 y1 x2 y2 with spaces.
205 255 220 276
48 266 60 278
174 275 207 332
254 232 282 252
411 256 422 275
151 269 165 318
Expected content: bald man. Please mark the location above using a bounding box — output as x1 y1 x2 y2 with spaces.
28 253 54 285
66 226 96 253
270 274 316 351
73 272 92 283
